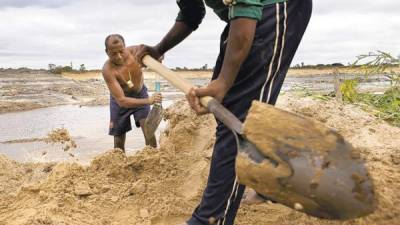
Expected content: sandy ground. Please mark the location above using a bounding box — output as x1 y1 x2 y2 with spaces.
0 70 209 114
0 94 399 225
0 67 392 114
64 66 400 80
287 66 400 77
0 70 109 114
62 70 213 80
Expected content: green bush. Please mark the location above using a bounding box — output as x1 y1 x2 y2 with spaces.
340 79 359 103
342 51 400 126
359 89 400 126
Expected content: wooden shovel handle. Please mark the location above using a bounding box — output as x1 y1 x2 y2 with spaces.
143 55 243 133
143 55 212 107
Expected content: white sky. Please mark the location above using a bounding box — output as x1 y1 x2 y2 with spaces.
0 0 399 69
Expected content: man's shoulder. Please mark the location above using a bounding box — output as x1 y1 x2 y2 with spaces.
126 45 139 55
102 61 116 78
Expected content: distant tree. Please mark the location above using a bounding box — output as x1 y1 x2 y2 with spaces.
62 66 73 72
301 62 304 67
332 63 344 67
79 64 86 73
48 63 56 72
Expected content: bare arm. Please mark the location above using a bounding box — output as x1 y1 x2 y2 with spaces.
219 18 257 90
102 69 152 108
187 18 257 114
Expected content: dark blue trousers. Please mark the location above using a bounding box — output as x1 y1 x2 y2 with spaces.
187 1 312 224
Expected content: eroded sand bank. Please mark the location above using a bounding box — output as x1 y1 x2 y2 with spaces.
0 94 399 224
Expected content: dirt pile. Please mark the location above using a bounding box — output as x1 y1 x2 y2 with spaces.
0 100 216 225
0 96 399 224
46 128 77 152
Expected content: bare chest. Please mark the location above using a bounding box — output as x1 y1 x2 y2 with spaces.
116 61 143 94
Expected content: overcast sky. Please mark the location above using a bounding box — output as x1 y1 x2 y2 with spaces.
0 0 399 69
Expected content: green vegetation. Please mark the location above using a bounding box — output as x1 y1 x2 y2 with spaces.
340 79 359 103
359 89 400 126
291 62 346 69
340 51 400 126
48 62 87 74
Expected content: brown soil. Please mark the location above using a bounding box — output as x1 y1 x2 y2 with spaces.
64 66 400 80
1 68 392 114
0 71 109 114
1 138 48 144
0 101 45 114
0 95 399 224
62 71 213 80
46 128 77 152
287 66 400 77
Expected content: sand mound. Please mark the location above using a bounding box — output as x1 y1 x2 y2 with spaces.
0 100 215 225
46 128 77 152
0 96 399 224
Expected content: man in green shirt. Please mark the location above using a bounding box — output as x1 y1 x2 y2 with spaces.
136 0 312 224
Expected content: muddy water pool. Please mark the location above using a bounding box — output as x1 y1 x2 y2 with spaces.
0 100 174 164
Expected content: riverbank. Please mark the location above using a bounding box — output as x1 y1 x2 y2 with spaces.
0 69 392 114
0 95 399 224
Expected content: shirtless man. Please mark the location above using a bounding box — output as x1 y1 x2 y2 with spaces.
102 34 162 150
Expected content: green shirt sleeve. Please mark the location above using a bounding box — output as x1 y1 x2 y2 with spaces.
228 0 287 21
228 0 263 21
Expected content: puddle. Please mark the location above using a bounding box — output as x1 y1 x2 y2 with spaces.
0 99 175 164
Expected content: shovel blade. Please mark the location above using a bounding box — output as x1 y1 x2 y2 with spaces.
235 101 376 220
278 140 376 219
144 104 163 139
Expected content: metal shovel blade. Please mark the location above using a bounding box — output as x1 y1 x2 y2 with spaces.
144 104 163 139
235 101 376 220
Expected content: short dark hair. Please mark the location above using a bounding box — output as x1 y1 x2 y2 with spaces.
105 34 125 50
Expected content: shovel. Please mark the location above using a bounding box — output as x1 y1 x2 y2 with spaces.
144 74 163 140
142 55 376 220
